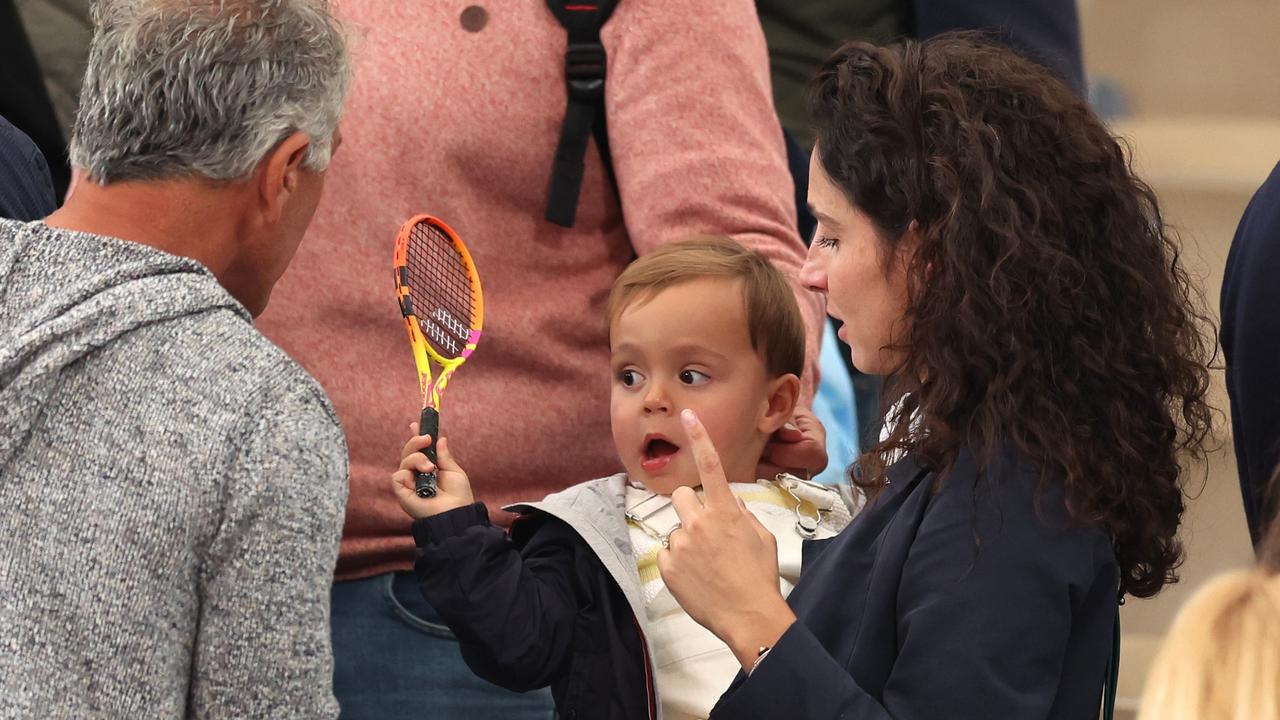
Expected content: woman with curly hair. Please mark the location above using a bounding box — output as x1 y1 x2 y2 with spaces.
656 32 1215 719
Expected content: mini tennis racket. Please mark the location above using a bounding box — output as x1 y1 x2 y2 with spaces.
393 215 484 498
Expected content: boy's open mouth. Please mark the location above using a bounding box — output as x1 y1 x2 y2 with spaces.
641 434 680 472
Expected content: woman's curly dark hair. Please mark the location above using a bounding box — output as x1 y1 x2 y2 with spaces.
810 32 1216 599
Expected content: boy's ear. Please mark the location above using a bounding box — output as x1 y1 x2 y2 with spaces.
759 373 801 434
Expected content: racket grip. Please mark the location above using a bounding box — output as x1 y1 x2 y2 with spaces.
415 406 440 498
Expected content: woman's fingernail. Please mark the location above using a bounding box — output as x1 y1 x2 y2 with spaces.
681 409 697 427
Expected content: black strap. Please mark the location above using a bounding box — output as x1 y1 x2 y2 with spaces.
1102 609 1120 720
544 0 620 228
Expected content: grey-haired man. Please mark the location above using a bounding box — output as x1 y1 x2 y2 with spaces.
0 1 350 717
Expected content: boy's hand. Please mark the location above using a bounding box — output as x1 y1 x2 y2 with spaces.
391 422 475 519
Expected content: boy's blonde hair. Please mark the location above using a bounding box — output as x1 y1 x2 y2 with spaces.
607 237 805 379
1137 568 1280 720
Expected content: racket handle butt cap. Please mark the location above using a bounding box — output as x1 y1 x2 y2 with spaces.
414 470 438 498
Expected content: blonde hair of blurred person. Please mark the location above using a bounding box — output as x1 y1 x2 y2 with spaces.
1138 514 1280 720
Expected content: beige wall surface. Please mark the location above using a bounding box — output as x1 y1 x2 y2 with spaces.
1081 1 1280 715
1082 0 1280 118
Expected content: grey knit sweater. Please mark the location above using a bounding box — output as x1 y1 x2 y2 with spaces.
0 220 348 718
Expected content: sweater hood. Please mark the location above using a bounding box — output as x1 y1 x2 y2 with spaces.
0 219 245 468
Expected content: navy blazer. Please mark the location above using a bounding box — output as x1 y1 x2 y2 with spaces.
0 115 55 221
911 0 1085 98
713 447 1118 719
1221 160 1280 545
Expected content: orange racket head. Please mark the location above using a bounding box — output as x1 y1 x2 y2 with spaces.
393 215 484 365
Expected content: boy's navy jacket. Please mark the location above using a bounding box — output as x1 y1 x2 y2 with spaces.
711 447 1118 719
412 474 657 720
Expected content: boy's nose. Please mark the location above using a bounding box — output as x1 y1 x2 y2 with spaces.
643 384 670 414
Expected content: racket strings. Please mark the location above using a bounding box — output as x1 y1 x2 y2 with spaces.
405 224 477 361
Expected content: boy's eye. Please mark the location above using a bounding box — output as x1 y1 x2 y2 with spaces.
619 369 644 387
679 369 710 386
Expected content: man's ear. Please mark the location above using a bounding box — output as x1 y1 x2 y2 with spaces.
258 131 311 223
760 373 801 434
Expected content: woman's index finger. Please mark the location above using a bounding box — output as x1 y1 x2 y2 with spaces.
680 409 734 508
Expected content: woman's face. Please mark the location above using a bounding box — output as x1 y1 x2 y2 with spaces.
800 150 913 376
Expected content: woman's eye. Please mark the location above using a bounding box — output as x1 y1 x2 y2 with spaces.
679 369 710 386
815 235 840 249
619 369 644 387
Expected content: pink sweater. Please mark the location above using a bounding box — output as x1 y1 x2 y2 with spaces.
257 0 823 580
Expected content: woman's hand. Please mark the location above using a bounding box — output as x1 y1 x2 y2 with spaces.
658 409 798 671
758 406 828 480
390 422 475 519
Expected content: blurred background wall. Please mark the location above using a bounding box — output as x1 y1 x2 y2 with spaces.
1081 0 1280 715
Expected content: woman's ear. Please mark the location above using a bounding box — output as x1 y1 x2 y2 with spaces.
759 373 801 434
900 220 932 278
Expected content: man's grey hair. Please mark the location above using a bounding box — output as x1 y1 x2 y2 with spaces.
70 0 350 184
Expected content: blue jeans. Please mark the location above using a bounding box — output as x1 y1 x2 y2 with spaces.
331 571 556 719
